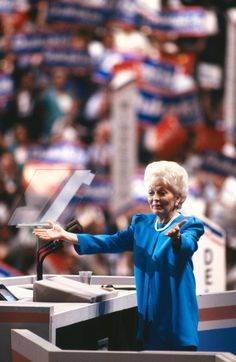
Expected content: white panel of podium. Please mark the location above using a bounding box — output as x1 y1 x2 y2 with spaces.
1 274 236 362
11 329 236 362
0 275 137 362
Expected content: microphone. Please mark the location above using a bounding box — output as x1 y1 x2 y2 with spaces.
65 219 84 233
36 219 84 280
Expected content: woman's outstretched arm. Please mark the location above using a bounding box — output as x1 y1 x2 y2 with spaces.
32 221 78 244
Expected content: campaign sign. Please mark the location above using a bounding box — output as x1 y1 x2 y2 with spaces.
140 57 177 90
27 142 89 167
193 216 226 295
93 52 141 84
43 48 92 70
93 52 133 84
43 31 73 48
137 87 201 126
11 31 75 56
51 0 114 10
200 151 236 178
141 7 217 37
47 1 110 27
11 33 43 54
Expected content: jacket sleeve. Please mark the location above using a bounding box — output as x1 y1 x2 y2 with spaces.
178 217 205 258
73 216 136 255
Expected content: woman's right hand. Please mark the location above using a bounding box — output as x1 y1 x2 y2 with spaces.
32 220 79 244
32 220 66 241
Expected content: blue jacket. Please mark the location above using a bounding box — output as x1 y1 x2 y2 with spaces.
74 213 204 350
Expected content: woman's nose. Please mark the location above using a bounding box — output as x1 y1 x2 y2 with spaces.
153 192 159 200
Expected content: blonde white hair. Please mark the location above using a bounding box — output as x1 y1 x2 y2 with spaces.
144 161 189 207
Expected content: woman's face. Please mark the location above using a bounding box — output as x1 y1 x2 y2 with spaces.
147 179 179 220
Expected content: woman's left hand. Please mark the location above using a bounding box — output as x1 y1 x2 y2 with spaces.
166 219 187 240
166 219 187 252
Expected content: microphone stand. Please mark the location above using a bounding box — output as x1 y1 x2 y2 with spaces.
36 220 83 281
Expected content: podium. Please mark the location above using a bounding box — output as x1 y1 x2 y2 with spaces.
1 274 236 362
0 274 137 362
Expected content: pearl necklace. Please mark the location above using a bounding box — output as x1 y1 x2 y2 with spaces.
154 213 180 232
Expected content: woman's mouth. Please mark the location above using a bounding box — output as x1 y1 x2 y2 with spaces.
152 204 162 209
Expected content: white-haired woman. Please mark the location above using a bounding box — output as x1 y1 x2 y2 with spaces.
33 161 204 351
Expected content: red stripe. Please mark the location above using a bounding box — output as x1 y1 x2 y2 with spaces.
203 230 224 247
0 311 49 323
11 350 31 362
199 305 236 321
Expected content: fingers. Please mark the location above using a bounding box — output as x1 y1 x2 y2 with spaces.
32 220 62 241
33 220 55 233
33 231 53 240
178 219 187 227
165 219 187 237
32 228 48 236
33 229 48 237
166 227 179 237
32 220 54 240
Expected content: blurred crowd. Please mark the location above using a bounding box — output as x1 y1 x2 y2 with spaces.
1 0 236 290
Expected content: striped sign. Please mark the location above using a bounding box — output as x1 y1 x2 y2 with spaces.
198 290 236 353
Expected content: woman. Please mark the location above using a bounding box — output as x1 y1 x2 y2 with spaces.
32 160 204 351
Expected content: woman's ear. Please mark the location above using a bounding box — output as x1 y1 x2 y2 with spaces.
175 196 181 208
